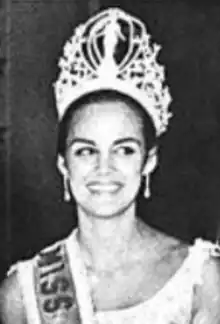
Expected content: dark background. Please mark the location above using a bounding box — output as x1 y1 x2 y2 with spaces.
1 0 220 280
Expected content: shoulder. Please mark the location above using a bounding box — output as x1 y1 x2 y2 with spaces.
0 270 27 324
0 236 69 324
141 223 189 256
139 221 185 246
193 247 220 324
139 223 189 273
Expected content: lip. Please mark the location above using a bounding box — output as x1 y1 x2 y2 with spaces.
87 181 123 193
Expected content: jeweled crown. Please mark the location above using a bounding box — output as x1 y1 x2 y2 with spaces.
54 7 173 136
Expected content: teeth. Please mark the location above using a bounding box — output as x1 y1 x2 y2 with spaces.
88 184 120 192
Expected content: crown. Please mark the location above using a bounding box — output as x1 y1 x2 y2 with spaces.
54 7 173 136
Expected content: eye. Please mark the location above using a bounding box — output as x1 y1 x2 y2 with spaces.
74 147 97 157
114 146 136 156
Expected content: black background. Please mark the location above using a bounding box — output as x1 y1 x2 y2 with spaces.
1 0 220 280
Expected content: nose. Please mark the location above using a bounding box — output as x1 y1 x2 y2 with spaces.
96 152 114 175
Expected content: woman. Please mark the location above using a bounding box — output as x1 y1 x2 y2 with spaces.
1 7 220 324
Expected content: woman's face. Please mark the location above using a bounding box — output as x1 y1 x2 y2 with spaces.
65 99 146 218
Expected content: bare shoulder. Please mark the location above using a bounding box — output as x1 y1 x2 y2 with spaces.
140 221 189 257
138 222 189 281
193 253 220 324
0 270 26 324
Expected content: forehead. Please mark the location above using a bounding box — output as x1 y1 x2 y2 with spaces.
67 99 144 141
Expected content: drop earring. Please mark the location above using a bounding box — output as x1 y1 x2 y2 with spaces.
57 155 71 202
144 173 151 199
142 147 158 199
64 175 71 202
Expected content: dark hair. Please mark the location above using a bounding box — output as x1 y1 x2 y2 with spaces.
57 90 157 158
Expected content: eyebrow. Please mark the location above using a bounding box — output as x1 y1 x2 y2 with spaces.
67 137 142 148
114 138 142 146
67 138 96 147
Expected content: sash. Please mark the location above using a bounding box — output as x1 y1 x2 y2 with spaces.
34 240 80 324
34 230 96 324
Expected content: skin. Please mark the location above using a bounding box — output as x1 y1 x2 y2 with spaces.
65 101 145 218
62 100 184 308
0 98 220 323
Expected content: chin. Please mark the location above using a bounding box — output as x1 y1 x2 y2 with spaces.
74 186 140 218
79 199 135 219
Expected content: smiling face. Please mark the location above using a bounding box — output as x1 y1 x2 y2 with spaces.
64 98 147 218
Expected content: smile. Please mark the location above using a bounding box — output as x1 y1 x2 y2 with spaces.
87 182 123 193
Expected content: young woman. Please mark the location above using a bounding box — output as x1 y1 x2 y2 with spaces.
0 7 220 324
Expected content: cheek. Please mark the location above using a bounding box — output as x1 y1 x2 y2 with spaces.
67 159 93 182
115 158 143 182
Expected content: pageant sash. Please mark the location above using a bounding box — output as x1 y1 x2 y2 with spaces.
34 230 96 324
34 239 81 324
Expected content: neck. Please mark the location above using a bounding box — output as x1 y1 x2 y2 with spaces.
76 203 143 271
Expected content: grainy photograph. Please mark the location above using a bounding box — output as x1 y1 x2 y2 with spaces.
0 0 220 323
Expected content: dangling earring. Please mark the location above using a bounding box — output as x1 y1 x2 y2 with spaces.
57 155 71 202
63 174 71 202
142 147 158 199
144 173 151 199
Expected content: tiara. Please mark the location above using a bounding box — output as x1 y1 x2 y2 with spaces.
54 8 173 136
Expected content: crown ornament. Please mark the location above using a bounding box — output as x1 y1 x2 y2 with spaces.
54 7 173 136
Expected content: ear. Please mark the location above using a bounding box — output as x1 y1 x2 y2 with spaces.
142 146 158 175
57 154 69 178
